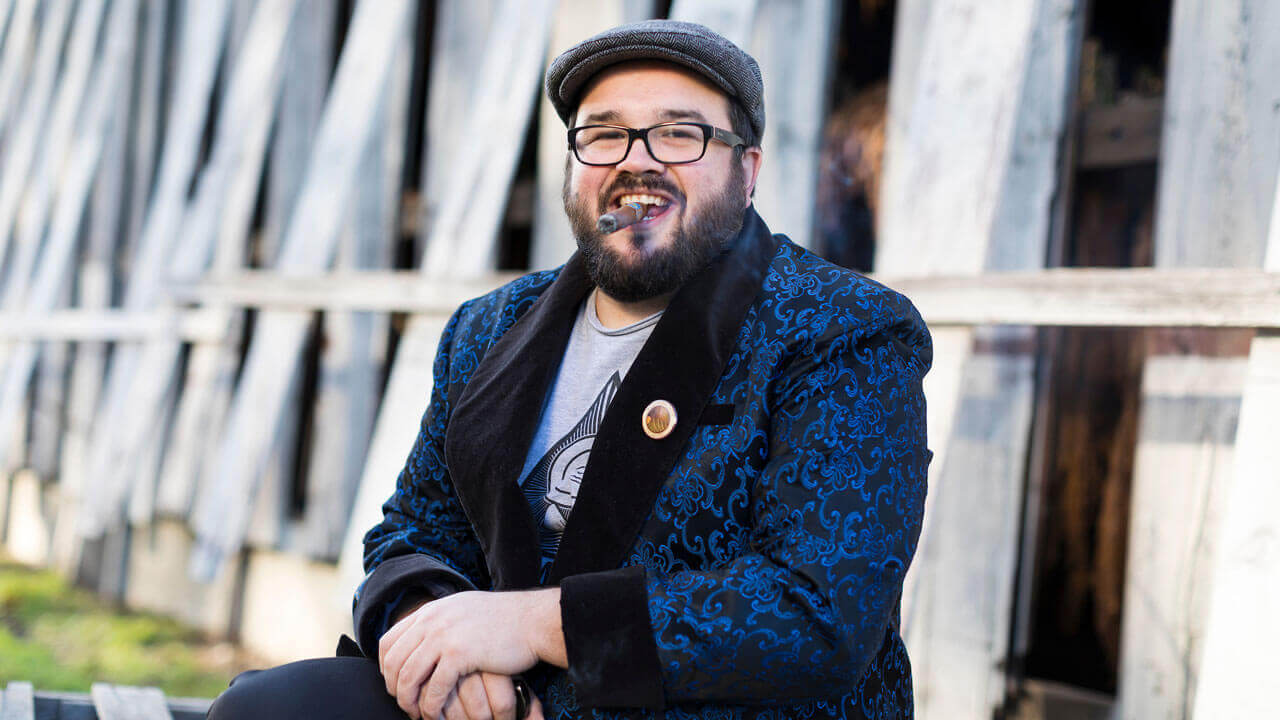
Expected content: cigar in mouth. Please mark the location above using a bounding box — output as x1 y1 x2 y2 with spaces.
597 201 648 234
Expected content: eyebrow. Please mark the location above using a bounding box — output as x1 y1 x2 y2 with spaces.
579 108 711 125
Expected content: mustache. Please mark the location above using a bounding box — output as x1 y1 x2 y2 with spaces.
598 175 684 213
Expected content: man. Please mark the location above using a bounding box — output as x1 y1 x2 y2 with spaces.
210 19 930 720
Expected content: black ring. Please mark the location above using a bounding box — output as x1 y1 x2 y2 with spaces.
512 676 530 719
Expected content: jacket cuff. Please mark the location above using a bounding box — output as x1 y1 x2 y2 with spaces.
560 565 664 709
353 554 476 656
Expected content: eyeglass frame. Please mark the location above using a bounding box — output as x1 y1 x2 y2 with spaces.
567 121 748 167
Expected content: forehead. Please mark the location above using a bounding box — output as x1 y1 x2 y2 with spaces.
575 61 733 126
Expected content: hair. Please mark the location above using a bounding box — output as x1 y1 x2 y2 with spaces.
727 98 760 154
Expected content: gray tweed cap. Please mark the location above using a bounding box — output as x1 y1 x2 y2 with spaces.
545 19 765 142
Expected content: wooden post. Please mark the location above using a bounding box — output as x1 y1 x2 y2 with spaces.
1116 3 1280 718
1192 154 1280 720
188 0 418 581
530 0 655 271
877 2 1081 718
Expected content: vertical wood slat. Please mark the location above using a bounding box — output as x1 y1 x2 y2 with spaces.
337 0 555 595
530 0 656 271
877 2 1081 718
189 0 418 581
1116 3 1280 718
1192 161 1280 720
748 0 837 250
0 0 37 140
77 0 232 536
669 0 758 48
242 0 337 546
297 3 409 560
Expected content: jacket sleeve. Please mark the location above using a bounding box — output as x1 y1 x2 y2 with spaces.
560 316 931 708
353 305 490 656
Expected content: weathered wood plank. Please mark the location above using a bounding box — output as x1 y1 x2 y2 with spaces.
1192 166 1280 718
337 0 555 593
748 0 836 249
878 2 1081 718
530 0 656 270
0 0 36 140
298 3 408 560
416 0 496 262
669 0 758 48
0 0 137 473
0 681 34 720
188 0 418 580
0 0 73 284
1116 3 1280 718
80 0 296 536
91 683 173 720
77 0 231 536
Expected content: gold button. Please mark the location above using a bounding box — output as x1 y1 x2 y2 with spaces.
642 400 677 440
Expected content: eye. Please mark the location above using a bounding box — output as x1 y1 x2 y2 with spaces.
654 125 700 141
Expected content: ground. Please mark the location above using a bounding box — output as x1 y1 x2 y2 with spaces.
0 560 266 698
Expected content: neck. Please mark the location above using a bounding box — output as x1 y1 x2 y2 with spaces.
593 288 673 329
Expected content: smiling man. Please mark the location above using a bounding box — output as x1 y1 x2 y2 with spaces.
209 19 932 720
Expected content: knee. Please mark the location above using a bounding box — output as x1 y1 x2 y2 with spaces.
206 670 270 720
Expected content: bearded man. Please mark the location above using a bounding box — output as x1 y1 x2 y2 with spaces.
210 19 931 720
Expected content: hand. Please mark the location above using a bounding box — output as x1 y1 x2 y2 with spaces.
379 589 565 719
434 671 545 720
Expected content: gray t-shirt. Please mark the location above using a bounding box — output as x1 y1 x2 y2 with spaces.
518 291 661 573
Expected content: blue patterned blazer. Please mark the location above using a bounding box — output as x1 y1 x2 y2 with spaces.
355 208 932 718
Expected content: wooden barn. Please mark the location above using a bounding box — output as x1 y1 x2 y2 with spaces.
0 1 1277 718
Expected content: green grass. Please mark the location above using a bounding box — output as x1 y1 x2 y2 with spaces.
0 562 249 697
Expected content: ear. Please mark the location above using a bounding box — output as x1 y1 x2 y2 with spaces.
739 146 763 206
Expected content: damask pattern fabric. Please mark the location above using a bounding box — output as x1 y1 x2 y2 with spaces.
355 208 931 719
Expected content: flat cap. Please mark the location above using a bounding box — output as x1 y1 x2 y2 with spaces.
545 19 765 142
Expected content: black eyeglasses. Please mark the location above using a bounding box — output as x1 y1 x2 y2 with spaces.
568 122 746 166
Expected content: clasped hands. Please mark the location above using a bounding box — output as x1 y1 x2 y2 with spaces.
378 588 566 720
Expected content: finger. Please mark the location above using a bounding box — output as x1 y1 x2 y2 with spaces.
456 673 493 720
380 623 418 696
396 644 440 718
441 679 470 720
419 658 462 720
479 672 516 720
433 683 462 720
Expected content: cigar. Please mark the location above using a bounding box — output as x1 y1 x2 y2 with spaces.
597 201 648 234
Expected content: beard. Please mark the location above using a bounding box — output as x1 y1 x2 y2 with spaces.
563 161 746 302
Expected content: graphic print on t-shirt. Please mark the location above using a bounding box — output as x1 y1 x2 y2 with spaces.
521 371 621 568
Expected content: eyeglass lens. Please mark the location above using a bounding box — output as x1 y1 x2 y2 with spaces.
574 123 707 165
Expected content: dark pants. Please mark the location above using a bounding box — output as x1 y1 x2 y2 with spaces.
206 656 409 720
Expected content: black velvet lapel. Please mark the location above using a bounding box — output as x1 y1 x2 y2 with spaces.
445 254 593 590
547 208 780 583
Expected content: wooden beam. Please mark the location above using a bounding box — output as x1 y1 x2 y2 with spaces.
0 681 34 720
1117 3 1280 717
669 0 758 48
0 0 37 139
90 684 172 720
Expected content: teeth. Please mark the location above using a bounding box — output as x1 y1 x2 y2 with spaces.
618 193 669 207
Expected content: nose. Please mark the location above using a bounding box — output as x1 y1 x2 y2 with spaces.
615 135 666 175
